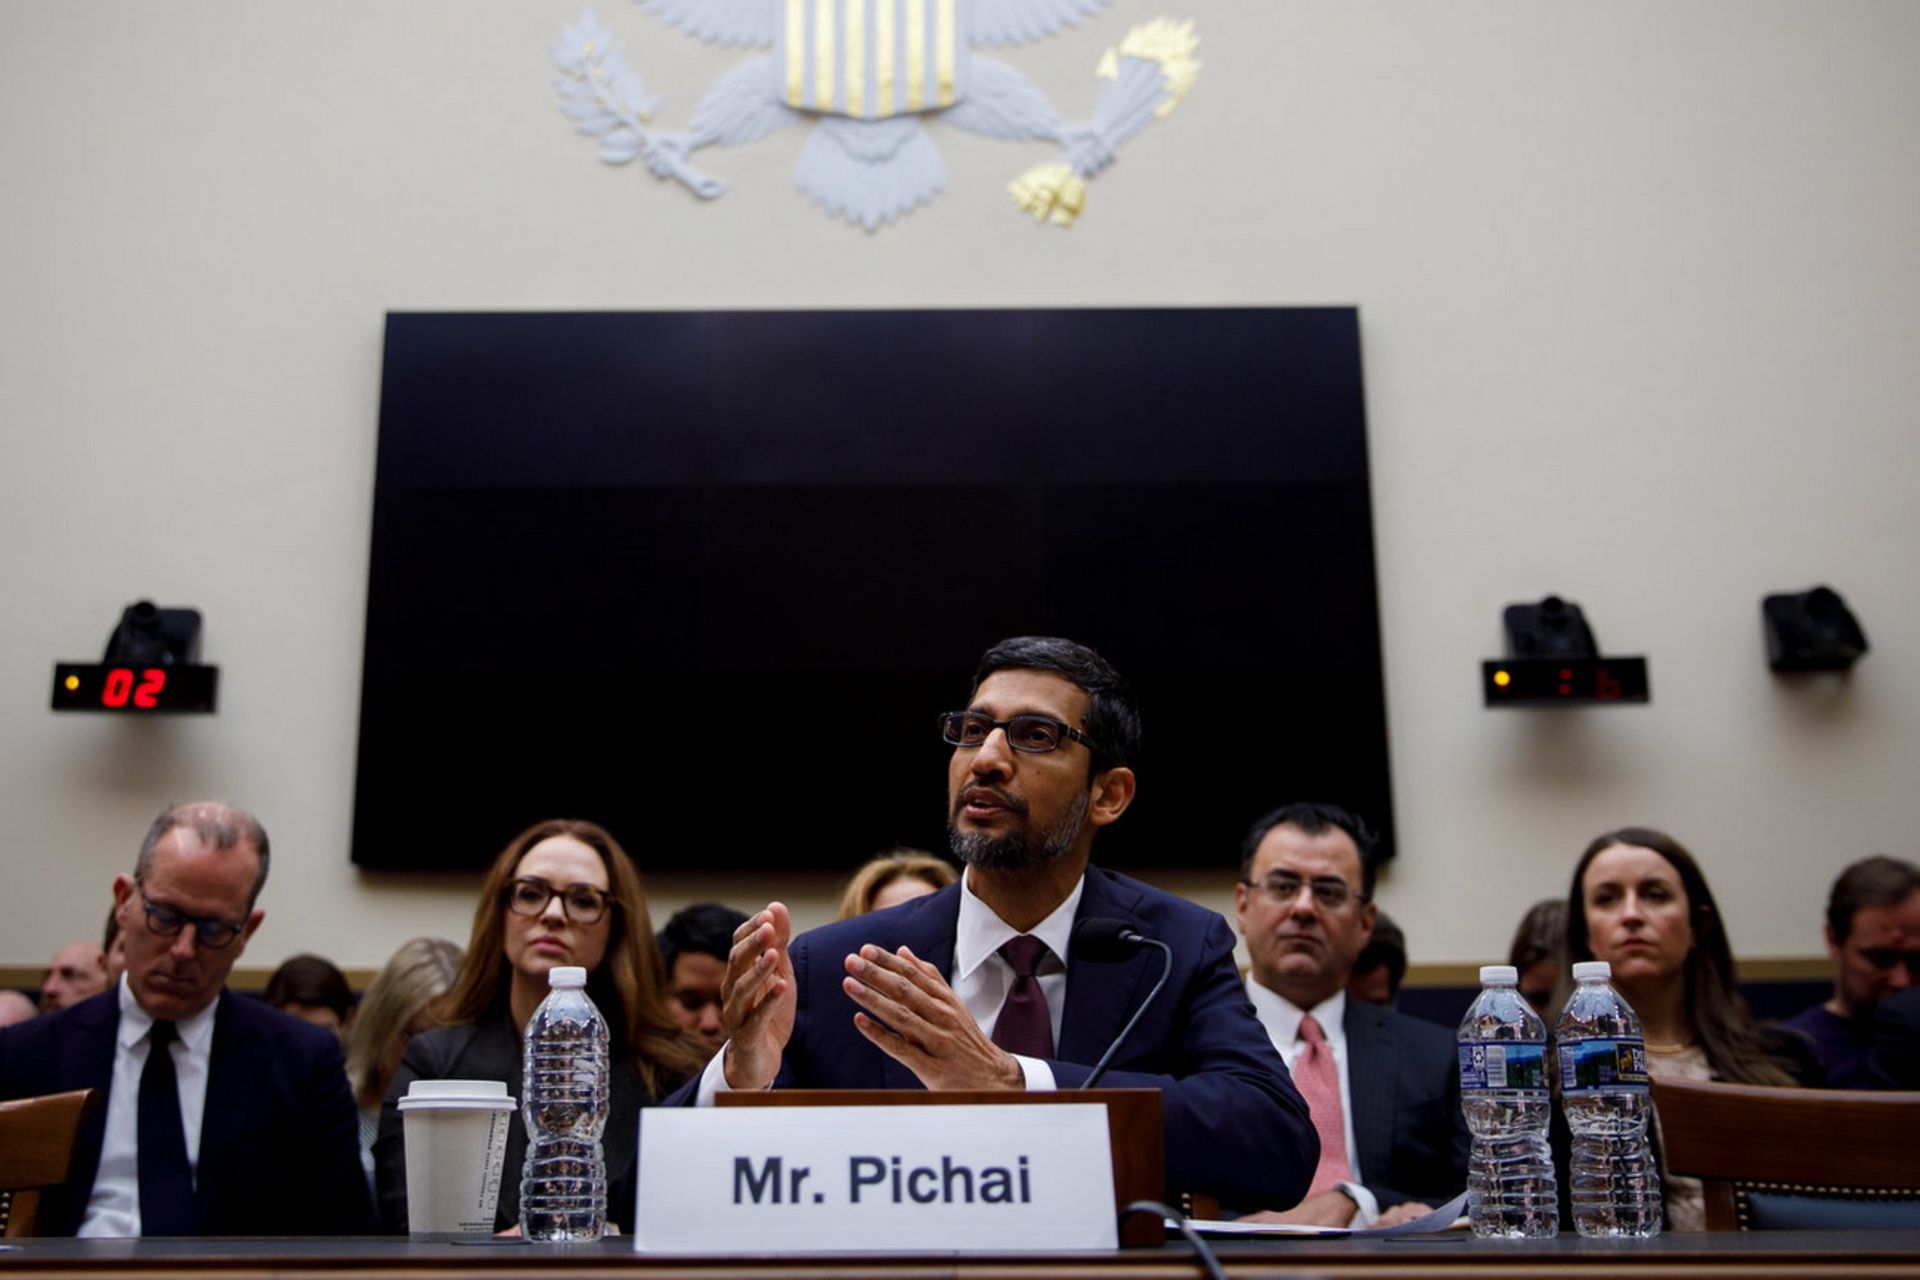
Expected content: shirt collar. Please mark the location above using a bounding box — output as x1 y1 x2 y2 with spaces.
114 972 221 1055
1246 975 1348 1048
953 870 1086 981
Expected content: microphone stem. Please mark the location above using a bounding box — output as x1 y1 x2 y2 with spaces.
1082 938 1173 1089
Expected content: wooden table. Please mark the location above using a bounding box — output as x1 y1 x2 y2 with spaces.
4 1231 1920 1279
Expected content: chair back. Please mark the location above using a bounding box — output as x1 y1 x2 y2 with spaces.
1652 1077 1920 1230
0 1089 99 1237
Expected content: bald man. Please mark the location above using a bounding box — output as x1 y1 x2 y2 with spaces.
41 941 110 1013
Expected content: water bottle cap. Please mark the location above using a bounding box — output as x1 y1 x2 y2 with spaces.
1571 960 1612 981
1479 965 1519 984
547 965 588 988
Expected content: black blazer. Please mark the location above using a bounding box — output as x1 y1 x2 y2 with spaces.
0 988 373 1236
670 867 1320 1210
374 1015 675 1234
1342 998 1469 1210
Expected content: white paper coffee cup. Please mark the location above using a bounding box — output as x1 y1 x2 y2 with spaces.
398 1078 516 1239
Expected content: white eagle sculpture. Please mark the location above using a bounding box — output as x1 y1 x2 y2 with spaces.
551 0 1199 230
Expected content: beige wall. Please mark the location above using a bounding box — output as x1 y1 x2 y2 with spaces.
4 1 1917 980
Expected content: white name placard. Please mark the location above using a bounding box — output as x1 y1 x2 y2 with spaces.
633 1104 1117 1254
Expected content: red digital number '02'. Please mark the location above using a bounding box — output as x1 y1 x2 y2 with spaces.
101 668 167 709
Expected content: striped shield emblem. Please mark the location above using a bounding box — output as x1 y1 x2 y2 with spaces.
777 0 969 118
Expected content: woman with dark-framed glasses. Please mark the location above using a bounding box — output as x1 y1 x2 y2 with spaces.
372 819 703 1234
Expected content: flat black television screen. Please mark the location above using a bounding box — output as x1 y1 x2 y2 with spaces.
353 308 1391 875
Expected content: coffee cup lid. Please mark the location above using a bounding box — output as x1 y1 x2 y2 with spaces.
398 1078 516 1111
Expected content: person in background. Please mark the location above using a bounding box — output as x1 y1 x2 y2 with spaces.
345 937 463 1182
374 819 704 1235
1346 911 1406 1007
0 801 372 1236
104 907 128 988
39 940 110 1013
1782 855 1920 1088
1564 826 1822 1232
834 848 958 919
1234 803 1466 1228
657 902 748 1057
262 953 356 1047
1870 986 1920 1089
0 989 37 1027
1508 899 1567 1016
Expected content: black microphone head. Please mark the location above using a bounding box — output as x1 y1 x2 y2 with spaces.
1071 916 1145 963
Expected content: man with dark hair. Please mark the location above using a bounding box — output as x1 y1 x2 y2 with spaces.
658 902 749 1055
687 636 1318 1209
0 801 373 1236
1783 855 1920 1088
262 954 357 1047
1347 913 1406 1008
1233 802 1466 1227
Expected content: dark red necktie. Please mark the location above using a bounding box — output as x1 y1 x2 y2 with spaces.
990 935 1055 1059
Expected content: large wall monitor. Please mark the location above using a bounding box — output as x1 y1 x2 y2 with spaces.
353 309 1391 874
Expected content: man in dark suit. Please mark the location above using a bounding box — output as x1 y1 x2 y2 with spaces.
686 636 1318 1210
1232 802 1467 1228
0 802 373 1236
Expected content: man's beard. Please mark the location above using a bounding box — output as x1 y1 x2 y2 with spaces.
948 787 1092 873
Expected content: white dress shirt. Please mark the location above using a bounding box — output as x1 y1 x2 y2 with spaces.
1243 979 1380 1226
78 977 220 1237
698 873 1086 1102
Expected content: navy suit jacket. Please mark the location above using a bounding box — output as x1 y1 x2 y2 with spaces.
1341 998 1468 1210
677 868 1317 1209
0 988 375 1236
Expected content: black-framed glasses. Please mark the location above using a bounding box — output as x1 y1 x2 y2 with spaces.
1241 874 1364 912
938 711 1096 755
136 889 248 950
505 877 614 925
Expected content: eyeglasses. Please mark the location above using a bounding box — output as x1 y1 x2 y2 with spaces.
505 877 614 925
1857 947 1920 975
136 889 248 950
938 711 1096 755
1241 874 1364 912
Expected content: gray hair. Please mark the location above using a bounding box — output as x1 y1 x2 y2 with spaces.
136 801 271 906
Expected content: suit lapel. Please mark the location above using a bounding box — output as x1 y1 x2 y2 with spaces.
59 992 121 1233
1059 869 1155 1065
195 991 258 1222
1343 999 1396 1183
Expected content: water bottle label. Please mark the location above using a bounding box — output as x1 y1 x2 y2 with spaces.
1558 1036 1650 1093
1458 1040 1549 1093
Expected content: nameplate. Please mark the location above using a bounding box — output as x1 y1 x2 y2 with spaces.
634 1104 1117 1253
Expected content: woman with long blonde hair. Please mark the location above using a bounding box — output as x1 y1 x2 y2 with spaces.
345 936 463 1180
373 819 703 1234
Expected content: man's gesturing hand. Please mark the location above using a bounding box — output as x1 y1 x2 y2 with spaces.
843 944 1025 1091
720 903 796 1091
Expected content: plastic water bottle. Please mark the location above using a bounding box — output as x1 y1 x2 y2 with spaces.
1457 964 1559 1237
1556 959 1661 1237
520 965 610 1241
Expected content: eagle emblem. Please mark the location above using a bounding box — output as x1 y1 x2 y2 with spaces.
551 0 1199 230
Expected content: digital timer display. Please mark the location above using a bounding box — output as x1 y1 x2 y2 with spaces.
51 663 219 714
1482 657 1649 707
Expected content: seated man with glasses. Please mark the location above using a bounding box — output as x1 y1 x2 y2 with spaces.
684 636 1318 1211
0 801 373 1236
1232 802 1467 1228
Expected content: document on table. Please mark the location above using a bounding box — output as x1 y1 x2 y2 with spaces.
1181 1192 1470 1238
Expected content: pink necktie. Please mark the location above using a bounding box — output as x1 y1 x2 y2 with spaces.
1295 1014 1353 1196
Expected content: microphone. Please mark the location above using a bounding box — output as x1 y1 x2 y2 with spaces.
1070 917 1174 1089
